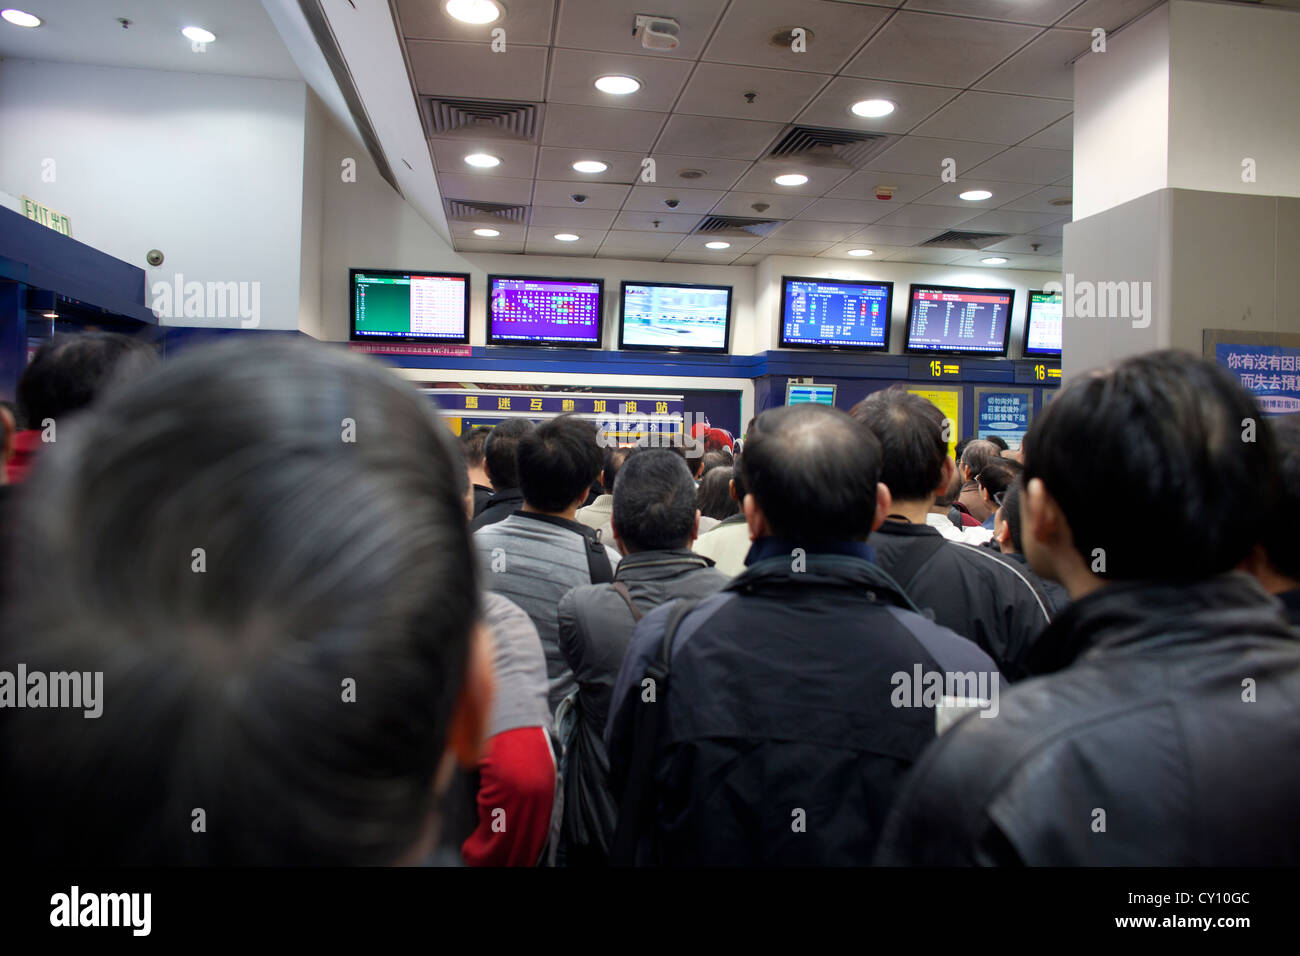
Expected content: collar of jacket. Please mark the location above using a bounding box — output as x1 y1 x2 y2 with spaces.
730 537 917 611
485 487 523 506
586 494 613 513
613 548 715 580
1023 571 1290 676
875 519 942 538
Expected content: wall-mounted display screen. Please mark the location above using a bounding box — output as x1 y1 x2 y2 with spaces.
786 383 838 406
779 276 892 350
350 269 470 343
619 281 732 353
487 275 604 348
1023 290 1063 357
905 284 1015 356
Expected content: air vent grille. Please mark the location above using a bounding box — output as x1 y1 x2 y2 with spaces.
695 215 783 238
920 230 1011 249
769 125 891 167
445 199 529 224
426 98 539 141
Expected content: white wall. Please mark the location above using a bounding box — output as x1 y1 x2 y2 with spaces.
1073 3 1171 221
1168 0 1300 199
0 58 308 330
298 88 327 338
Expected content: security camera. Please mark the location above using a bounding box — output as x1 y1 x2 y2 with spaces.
664 198 680 209
571 193 588 203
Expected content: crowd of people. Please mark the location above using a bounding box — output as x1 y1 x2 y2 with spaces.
0 332 1297 866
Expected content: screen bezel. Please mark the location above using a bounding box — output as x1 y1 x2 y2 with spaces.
349 268 471 344
1021 289 1063 358
777 275 894 351
486 273 605 349
785 381 839 406
617 280 734 354
904 283 1017 357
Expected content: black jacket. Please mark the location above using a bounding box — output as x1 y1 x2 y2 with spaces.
605 538 997 866
1001 550 1069 619
469 487 523 532
557 550 729 862
471 484 493 517
870 520 1052 680
875 573 1300 865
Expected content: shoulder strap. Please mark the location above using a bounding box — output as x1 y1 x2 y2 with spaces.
609 598 699 866
891 532 947 592
514 511 614 584
611 581 644 622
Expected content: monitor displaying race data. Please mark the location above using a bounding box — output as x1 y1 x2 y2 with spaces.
487 275 604 347
619 282 732 352
905 284 1015 356
1023 290 1063 357
350 269 470 343
780 276 893 350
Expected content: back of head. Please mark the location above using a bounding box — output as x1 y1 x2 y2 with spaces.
697 465 739 521
17 331 159 428
699 450 730 476
850 386 947 502
741 403 881 543
986 434 1009 452
975 459 1017 501
462 426 492 469
601 445 631 494
960 439 999 478
999 480 1025 553
517 414 602 512
484 418 534 490
613 448 698 552
1 339 477 864
1023 349 1277 581
1262 415 1300 580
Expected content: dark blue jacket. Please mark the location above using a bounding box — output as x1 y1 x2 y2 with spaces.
605 538 997 866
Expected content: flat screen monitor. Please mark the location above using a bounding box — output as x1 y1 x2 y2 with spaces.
1022 289 1063 358
350 269 470 343
905 284 1015 356
786 383 838 407
487 275 604 348
619 281 732 353
779 276 892 350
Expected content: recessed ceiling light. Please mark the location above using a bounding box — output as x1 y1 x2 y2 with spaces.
595 75 640 95
43 312 58 319
959 189 993 201
982 256 1008 265
705 241 731 250
473 228 501 237
572 160 608 174
773 173 809 187
850 99 895 118
181 26 216 44
1 8 41 27
846 249 873 257
444 0 502 25
555 233 580 242
464 153 501 168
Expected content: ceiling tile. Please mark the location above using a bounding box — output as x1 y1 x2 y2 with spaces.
596 247 669 261
872 203 983 227
1058 0 1166 32
901 0 1080 27
532 180 631 209
547 49 693 111
825 170 948 202
524 229 607 255
437 173 535 204
709 191 816 219
863 135 1004 177
980 235 1064 255
397 0 555 44
553 0 730 59
967 145 1071 183
957 209 1070 232
769 220 862 241
1021 113 1073 149
877 247 968 264
431 139 538 178
796 76 961 134
919 179 1041 207
623 185 725 213
408 40 549 99
655 114 785 160
911 90 1071 144
536 146 646 182
731 163 853 196
450 222 528 242
844 12 1039 87
600 230 686 250
731 254 767 266
819 243 911 260
451 238 528 254
845 223 944 245
974 28 1093 100
749 238 836 255
541 104 669 152
946 250 1060 270
646 154 753 190
1030 221 1067 238
704 0 893 73
527 206 619 229
675 63 830 123
610 211 702 232
801 197 895 223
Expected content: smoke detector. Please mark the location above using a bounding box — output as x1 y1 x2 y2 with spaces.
874 185 896 201
634 15 680 51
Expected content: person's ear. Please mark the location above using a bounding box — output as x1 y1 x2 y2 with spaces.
934 456 956 498
611 520 630 557
871 482 893 533
728 478 739 503
440 621 495 786
689 509 701 546
0 406 14 468
995 515 1012 550
742 493 766 542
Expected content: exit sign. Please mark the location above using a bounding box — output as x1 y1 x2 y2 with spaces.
909 356 961 380
21 195 71 236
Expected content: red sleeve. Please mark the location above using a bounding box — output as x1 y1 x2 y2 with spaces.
461 726 556 867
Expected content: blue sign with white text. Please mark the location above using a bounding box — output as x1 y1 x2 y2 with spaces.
1215 344 1300 415
977 392 1031 450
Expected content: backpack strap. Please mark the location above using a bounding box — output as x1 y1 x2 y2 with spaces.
514 511 614 584
611 582 644 622
891 532 947 592
609 598 699 866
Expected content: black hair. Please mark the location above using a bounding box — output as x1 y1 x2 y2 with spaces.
0 339 477 864
741 403 882 543
731 454 748 503
697 465 739 521
516 414 602 513
1022 350 1278 581
483 418 533 490
850 386 947 502
699 451 730 477
612 448 698 552
975 459 1017 501
1263 415 1300 579
461 426 493 468
960 439 999 477
17 331 158 427
954 437 973 464
1000 479 1025 553
601 446 631 494
986 434 1009 451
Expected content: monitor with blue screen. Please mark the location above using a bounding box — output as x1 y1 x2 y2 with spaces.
905 284 1015 356
780 276 893 350
786 383 838 407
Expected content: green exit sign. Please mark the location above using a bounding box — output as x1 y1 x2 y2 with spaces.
21 195 72 237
